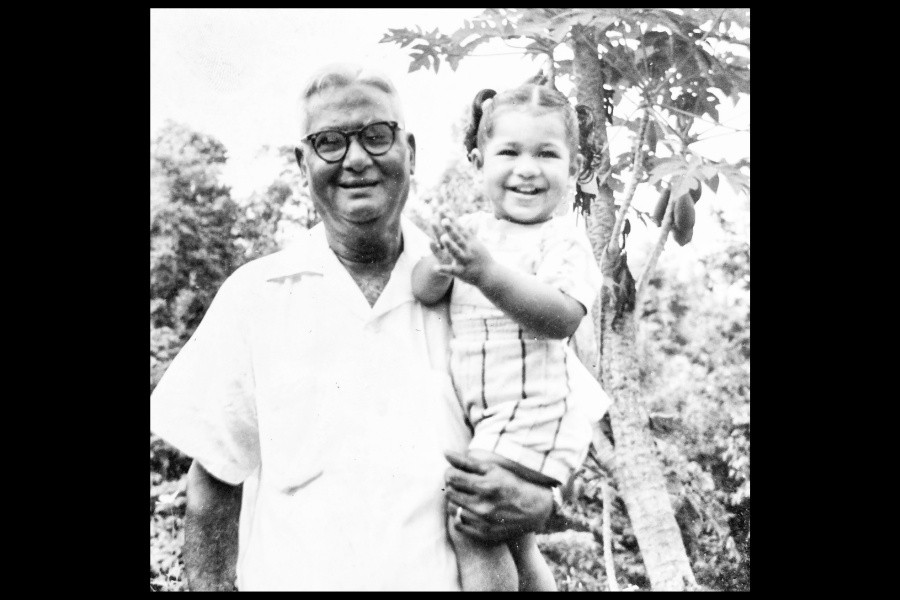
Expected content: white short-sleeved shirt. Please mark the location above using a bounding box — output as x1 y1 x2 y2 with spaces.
150 217 471 591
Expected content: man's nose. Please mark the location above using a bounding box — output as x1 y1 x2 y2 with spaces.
343 136 373 171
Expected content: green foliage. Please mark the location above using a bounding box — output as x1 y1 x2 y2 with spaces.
150 473 188 592
539 531 608 591
150 433 193 483
406 104 490 228
150 121 242 352
533 228 751 591
648 154 748 200
380 9 749 100
542 476 653 591
234 146 319 262
382 8 750 221
634 235 750 590
407 155 488 231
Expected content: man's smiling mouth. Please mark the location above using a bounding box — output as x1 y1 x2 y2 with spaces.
339 180 379 188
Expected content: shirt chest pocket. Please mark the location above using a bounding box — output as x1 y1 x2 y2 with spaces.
250 282 358 492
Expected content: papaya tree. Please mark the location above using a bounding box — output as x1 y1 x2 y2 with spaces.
381 8 749 591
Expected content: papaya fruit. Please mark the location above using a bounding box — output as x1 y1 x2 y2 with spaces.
673 225 693 246
651 188 670 226
673 193 696 232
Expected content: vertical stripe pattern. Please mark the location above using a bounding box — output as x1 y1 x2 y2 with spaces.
449 319 591 484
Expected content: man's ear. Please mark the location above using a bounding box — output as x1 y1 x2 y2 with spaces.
468 148 483 169
294 147 309 186
405 132 416 175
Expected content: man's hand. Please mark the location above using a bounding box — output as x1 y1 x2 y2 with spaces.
443 450 553 543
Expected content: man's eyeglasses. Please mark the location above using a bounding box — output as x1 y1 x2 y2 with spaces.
302 121 400 163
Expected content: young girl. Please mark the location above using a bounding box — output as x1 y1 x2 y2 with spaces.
412 84 609 591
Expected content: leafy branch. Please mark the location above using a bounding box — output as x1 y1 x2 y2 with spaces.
609 107 650 254
635 189 675 301
633 153 749 300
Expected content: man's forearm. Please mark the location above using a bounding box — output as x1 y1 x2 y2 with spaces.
412 255 453 305
183 461 242 591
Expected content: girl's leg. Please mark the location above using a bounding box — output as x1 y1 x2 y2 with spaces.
448 514 518 591
509 532 558 591
453 449 559 591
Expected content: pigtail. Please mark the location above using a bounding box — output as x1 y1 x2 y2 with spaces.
463 88 497 154
574 104 595 182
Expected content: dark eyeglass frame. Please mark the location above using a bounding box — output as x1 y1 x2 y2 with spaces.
302 120 401 163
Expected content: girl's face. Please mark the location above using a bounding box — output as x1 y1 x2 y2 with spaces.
475 108 579 224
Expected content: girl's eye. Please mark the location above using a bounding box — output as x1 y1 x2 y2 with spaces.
538 150 560 158
497 148 517 156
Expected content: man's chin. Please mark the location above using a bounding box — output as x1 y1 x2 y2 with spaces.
345 214 381 226
338 194 404 226
340 204 384 226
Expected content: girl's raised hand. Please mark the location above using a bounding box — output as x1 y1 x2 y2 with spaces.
434 215 493 286
427 208 455 265
428 220 453 264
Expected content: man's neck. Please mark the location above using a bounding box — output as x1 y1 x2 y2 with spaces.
330 239 400 265
327 226 404 307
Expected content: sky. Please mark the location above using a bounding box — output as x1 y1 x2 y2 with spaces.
150 8 749 261
151 8 551 197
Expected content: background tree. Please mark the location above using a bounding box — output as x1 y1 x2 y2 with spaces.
382 8 749 591
406 104 490 231
234 145 320 262
150 121 243 394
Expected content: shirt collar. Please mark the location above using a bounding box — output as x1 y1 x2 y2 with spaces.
264 215 431 282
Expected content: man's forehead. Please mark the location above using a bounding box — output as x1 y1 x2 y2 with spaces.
305 84 402 130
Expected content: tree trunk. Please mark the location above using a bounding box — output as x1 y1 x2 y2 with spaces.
571 24 615 258
572 25 697 591
600 302 696 590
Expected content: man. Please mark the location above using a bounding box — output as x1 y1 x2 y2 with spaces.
150 63 555 591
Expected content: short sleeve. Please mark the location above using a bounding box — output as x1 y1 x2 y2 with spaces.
150 273 261 485
536 220 603 313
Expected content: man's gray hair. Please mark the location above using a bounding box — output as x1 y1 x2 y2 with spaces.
298 63 405 133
